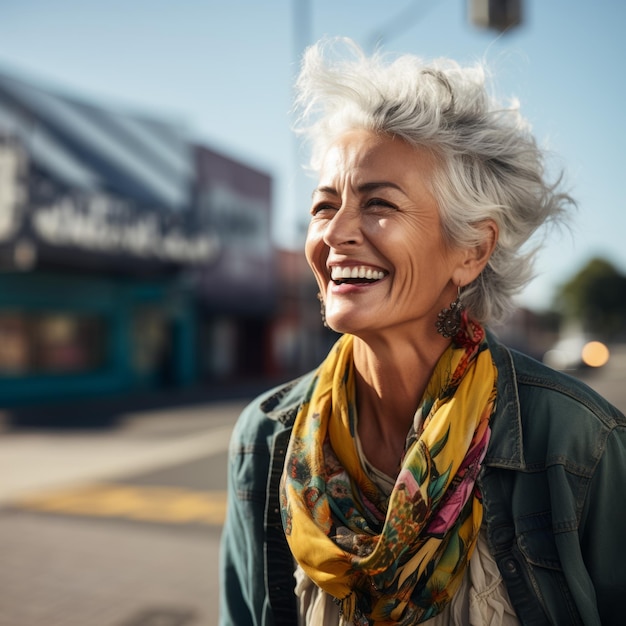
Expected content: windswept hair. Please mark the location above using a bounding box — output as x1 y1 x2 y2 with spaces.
294 37 574 324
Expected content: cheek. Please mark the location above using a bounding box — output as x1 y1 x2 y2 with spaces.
305 226 328 277
304 231 317 268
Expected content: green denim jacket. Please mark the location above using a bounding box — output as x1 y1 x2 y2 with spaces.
219 332 626 625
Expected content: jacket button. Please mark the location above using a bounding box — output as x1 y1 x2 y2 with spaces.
501 558 518 575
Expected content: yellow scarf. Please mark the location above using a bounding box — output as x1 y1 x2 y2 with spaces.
280 320 497 625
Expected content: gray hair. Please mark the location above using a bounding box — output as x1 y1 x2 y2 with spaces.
294 38 574 324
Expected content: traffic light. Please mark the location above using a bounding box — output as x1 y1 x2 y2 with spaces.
469 0 522 32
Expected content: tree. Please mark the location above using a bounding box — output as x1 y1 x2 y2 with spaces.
554 257 626 339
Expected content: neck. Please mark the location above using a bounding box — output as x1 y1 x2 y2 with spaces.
351 330 451 476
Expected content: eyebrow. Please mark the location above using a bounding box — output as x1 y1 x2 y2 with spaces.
312 181 405 198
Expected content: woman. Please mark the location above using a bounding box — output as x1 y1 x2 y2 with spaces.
219 39 626 626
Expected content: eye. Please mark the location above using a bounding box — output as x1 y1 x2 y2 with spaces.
310 202 338 217
364 197 397 210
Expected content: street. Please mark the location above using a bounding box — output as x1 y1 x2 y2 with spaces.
0 347 625 626
0 398 249 626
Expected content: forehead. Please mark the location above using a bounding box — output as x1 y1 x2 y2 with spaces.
318 129 436 184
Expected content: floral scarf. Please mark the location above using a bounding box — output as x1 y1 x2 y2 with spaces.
280 319 497 625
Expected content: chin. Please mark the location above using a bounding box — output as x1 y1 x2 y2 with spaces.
326 314 370 336
325 314 349 334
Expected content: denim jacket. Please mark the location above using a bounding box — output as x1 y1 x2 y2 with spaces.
219 332 626 626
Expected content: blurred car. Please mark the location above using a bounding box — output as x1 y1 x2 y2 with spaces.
542 335 610 371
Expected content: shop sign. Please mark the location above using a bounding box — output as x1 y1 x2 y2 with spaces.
31 192 220 265
1 136 221 267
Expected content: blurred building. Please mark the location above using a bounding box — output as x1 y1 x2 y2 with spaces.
192 145 276 384
272 249 337 378
0 70 279 407
490 306 560 361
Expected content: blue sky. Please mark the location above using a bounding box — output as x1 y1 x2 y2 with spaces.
0 0 624 311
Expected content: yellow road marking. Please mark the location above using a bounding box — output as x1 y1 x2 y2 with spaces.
13 484 227 525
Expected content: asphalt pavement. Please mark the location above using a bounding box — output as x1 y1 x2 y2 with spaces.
0 395 252 626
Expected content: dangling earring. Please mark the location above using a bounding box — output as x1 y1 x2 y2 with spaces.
436 285 464 338
317 292 329 328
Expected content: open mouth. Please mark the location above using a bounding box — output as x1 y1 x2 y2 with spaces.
330 265 387 285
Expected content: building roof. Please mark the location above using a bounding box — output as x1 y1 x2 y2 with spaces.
0 69 192 211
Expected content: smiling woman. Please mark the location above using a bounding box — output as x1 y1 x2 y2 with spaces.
305 129 490 351
219 38 626 626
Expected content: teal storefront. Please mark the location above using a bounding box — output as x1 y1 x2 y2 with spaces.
0 271 197 407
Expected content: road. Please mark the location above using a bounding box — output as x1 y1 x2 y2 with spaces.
0 346 624 626
0 398 249 626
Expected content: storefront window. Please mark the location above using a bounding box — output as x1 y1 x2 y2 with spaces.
0 314 30 374
131 308 169 380
0 312 106 375
204 317 237 380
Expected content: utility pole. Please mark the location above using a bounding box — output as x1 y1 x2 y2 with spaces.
290 0 312 248
291 0 320 373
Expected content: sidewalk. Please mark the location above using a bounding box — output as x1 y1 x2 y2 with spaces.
0 395 250 506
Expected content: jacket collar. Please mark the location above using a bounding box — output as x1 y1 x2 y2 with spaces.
259 372 314 427
484 329 526 470
260 332 527 469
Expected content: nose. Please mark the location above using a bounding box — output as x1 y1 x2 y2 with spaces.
322 205 362 248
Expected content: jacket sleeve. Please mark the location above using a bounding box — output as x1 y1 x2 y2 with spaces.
579 422 626 625
219 403 273 626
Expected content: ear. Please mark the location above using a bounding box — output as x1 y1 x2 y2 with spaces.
453 219 498 287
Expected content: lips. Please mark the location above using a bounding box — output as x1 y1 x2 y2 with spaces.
329 265 387 285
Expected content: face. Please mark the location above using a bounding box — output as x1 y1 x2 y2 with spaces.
305 129 469 340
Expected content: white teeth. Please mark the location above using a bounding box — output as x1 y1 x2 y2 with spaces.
330 266 385 281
